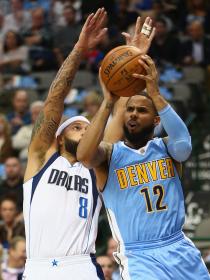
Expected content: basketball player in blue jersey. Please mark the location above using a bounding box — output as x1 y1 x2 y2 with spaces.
22 9 108 280
22 13 157 279
77 55 210 279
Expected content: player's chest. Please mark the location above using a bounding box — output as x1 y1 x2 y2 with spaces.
42 163 92 196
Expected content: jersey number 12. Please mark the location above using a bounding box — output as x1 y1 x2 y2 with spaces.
140 185 167 213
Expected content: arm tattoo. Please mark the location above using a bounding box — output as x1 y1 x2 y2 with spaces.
31 111 57 144
30 45 84 149
31 111 44 141
49 46 84 100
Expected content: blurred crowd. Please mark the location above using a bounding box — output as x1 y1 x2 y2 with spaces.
0 0 210 279
0 0 210 73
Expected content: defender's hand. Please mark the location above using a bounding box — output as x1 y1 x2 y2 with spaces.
77 8 107 50
122 17 155 54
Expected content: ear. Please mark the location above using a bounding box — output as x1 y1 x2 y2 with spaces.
57 135 64 146
154 116 160 127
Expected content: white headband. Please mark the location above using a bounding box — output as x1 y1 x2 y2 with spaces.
55 116 90 138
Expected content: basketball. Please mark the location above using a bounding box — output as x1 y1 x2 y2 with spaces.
100 45 146 97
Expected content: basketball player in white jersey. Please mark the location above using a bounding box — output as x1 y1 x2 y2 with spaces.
22 12 155 279
22 9 108 280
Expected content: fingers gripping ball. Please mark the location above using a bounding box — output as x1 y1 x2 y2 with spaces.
101 45 146 97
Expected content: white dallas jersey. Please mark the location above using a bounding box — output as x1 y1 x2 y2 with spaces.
23 152 102 259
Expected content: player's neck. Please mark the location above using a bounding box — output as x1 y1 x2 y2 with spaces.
60 150 77 164
124 135 153 150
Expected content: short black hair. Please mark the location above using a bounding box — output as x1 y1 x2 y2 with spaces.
126 92 158 116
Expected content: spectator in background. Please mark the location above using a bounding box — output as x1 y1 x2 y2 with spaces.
181 20 210 67
1 237 26 280
0 157 23 212
7 90 30 135
51 0 67 28
113 0 139 32
97 255 114 280
22 7 55 70
151 0 174 32
12 100 44 162
149 17 181 66
0 115 14 164
53 4 82 65
51 0 81 28
82 92 102 121
183 0 210 34
4 0 31 34
106 238 120 280
0 197 25 249
0 31 29 74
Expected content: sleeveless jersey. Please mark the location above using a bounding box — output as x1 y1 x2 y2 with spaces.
103 138 185 245
23 152 102 259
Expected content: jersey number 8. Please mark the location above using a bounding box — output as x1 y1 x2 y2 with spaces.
79 197 88 218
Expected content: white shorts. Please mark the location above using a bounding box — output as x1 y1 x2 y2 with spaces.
22 254 104 280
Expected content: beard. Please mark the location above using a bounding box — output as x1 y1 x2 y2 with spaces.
123 123 155 146
64 137 79 157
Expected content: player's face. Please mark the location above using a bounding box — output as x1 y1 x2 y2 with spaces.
60 121 89 156
124 95 159 143
63 121 89 142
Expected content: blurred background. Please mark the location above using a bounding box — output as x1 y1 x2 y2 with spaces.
0 0 209 279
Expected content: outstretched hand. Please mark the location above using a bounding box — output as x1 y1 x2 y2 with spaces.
133 55 160 98
77 8 107 50
122 16 155 54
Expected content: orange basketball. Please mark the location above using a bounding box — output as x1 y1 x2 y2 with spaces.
100 45 146 97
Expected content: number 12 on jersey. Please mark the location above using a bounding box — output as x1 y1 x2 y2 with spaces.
140 185 167 213
79 197 88 218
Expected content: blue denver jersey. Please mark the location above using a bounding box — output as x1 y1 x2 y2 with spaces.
103 138 185 244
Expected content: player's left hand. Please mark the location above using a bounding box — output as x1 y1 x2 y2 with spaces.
99 68 119 104
133 54 160 98
122 17 155 54
77 8 107 50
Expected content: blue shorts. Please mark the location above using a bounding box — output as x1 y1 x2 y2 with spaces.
114 231 210 280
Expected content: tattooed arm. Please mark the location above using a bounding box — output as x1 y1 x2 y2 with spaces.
29 46 84 155
25 8 107 180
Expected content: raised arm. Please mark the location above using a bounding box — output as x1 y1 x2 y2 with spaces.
133 55 192 162
25 8 107 179
103 97 127 143
77 73 118 169
103 16 156 143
